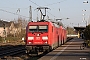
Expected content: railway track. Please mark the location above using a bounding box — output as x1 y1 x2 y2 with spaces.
0 45 40 59
0 45 26 59
0 38 73 60
0 45 50 60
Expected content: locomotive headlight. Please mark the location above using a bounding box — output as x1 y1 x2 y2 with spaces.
29 42 32 44
45 41 48 44
28 37 34 40
42 36 48 40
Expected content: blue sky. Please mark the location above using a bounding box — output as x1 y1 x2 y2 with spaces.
0 0 90 27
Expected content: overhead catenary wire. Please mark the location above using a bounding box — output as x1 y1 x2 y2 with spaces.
47 11 56 18
0 7 29 9
0 9 29 18
29 0 56 18
29 0 68 18
44 2 60 6
29 0 39 6
0 0 68 20
44 0 68 6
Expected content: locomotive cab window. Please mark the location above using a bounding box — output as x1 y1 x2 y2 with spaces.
29 26 38 32
28 25 48 32
39 26 48 32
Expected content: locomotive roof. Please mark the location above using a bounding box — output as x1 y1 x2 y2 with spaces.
28 21 60 28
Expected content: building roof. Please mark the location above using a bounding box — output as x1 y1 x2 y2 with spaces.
0 20 11 27
74 27 86 31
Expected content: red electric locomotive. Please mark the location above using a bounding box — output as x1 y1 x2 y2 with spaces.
25 20 67 54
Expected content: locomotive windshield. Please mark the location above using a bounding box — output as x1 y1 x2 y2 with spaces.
29 26 37 32
39 26 48 32
29 25 48 32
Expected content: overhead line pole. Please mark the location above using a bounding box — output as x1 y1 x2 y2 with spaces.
29 6 32 22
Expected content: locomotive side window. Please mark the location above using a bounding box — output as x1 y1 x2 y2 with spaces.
29 26 38 32
39 26 48 32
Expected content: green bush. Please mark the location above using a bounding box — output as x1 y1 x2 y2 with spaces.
84 24 90 40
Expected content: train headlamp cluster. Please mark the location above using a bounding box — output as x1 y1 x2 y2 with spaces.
42 36 48 40
28 36 48 40
28 37 34 40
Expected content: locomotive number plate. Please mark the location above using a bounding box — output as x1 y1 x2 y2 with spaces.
36 37 40 40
